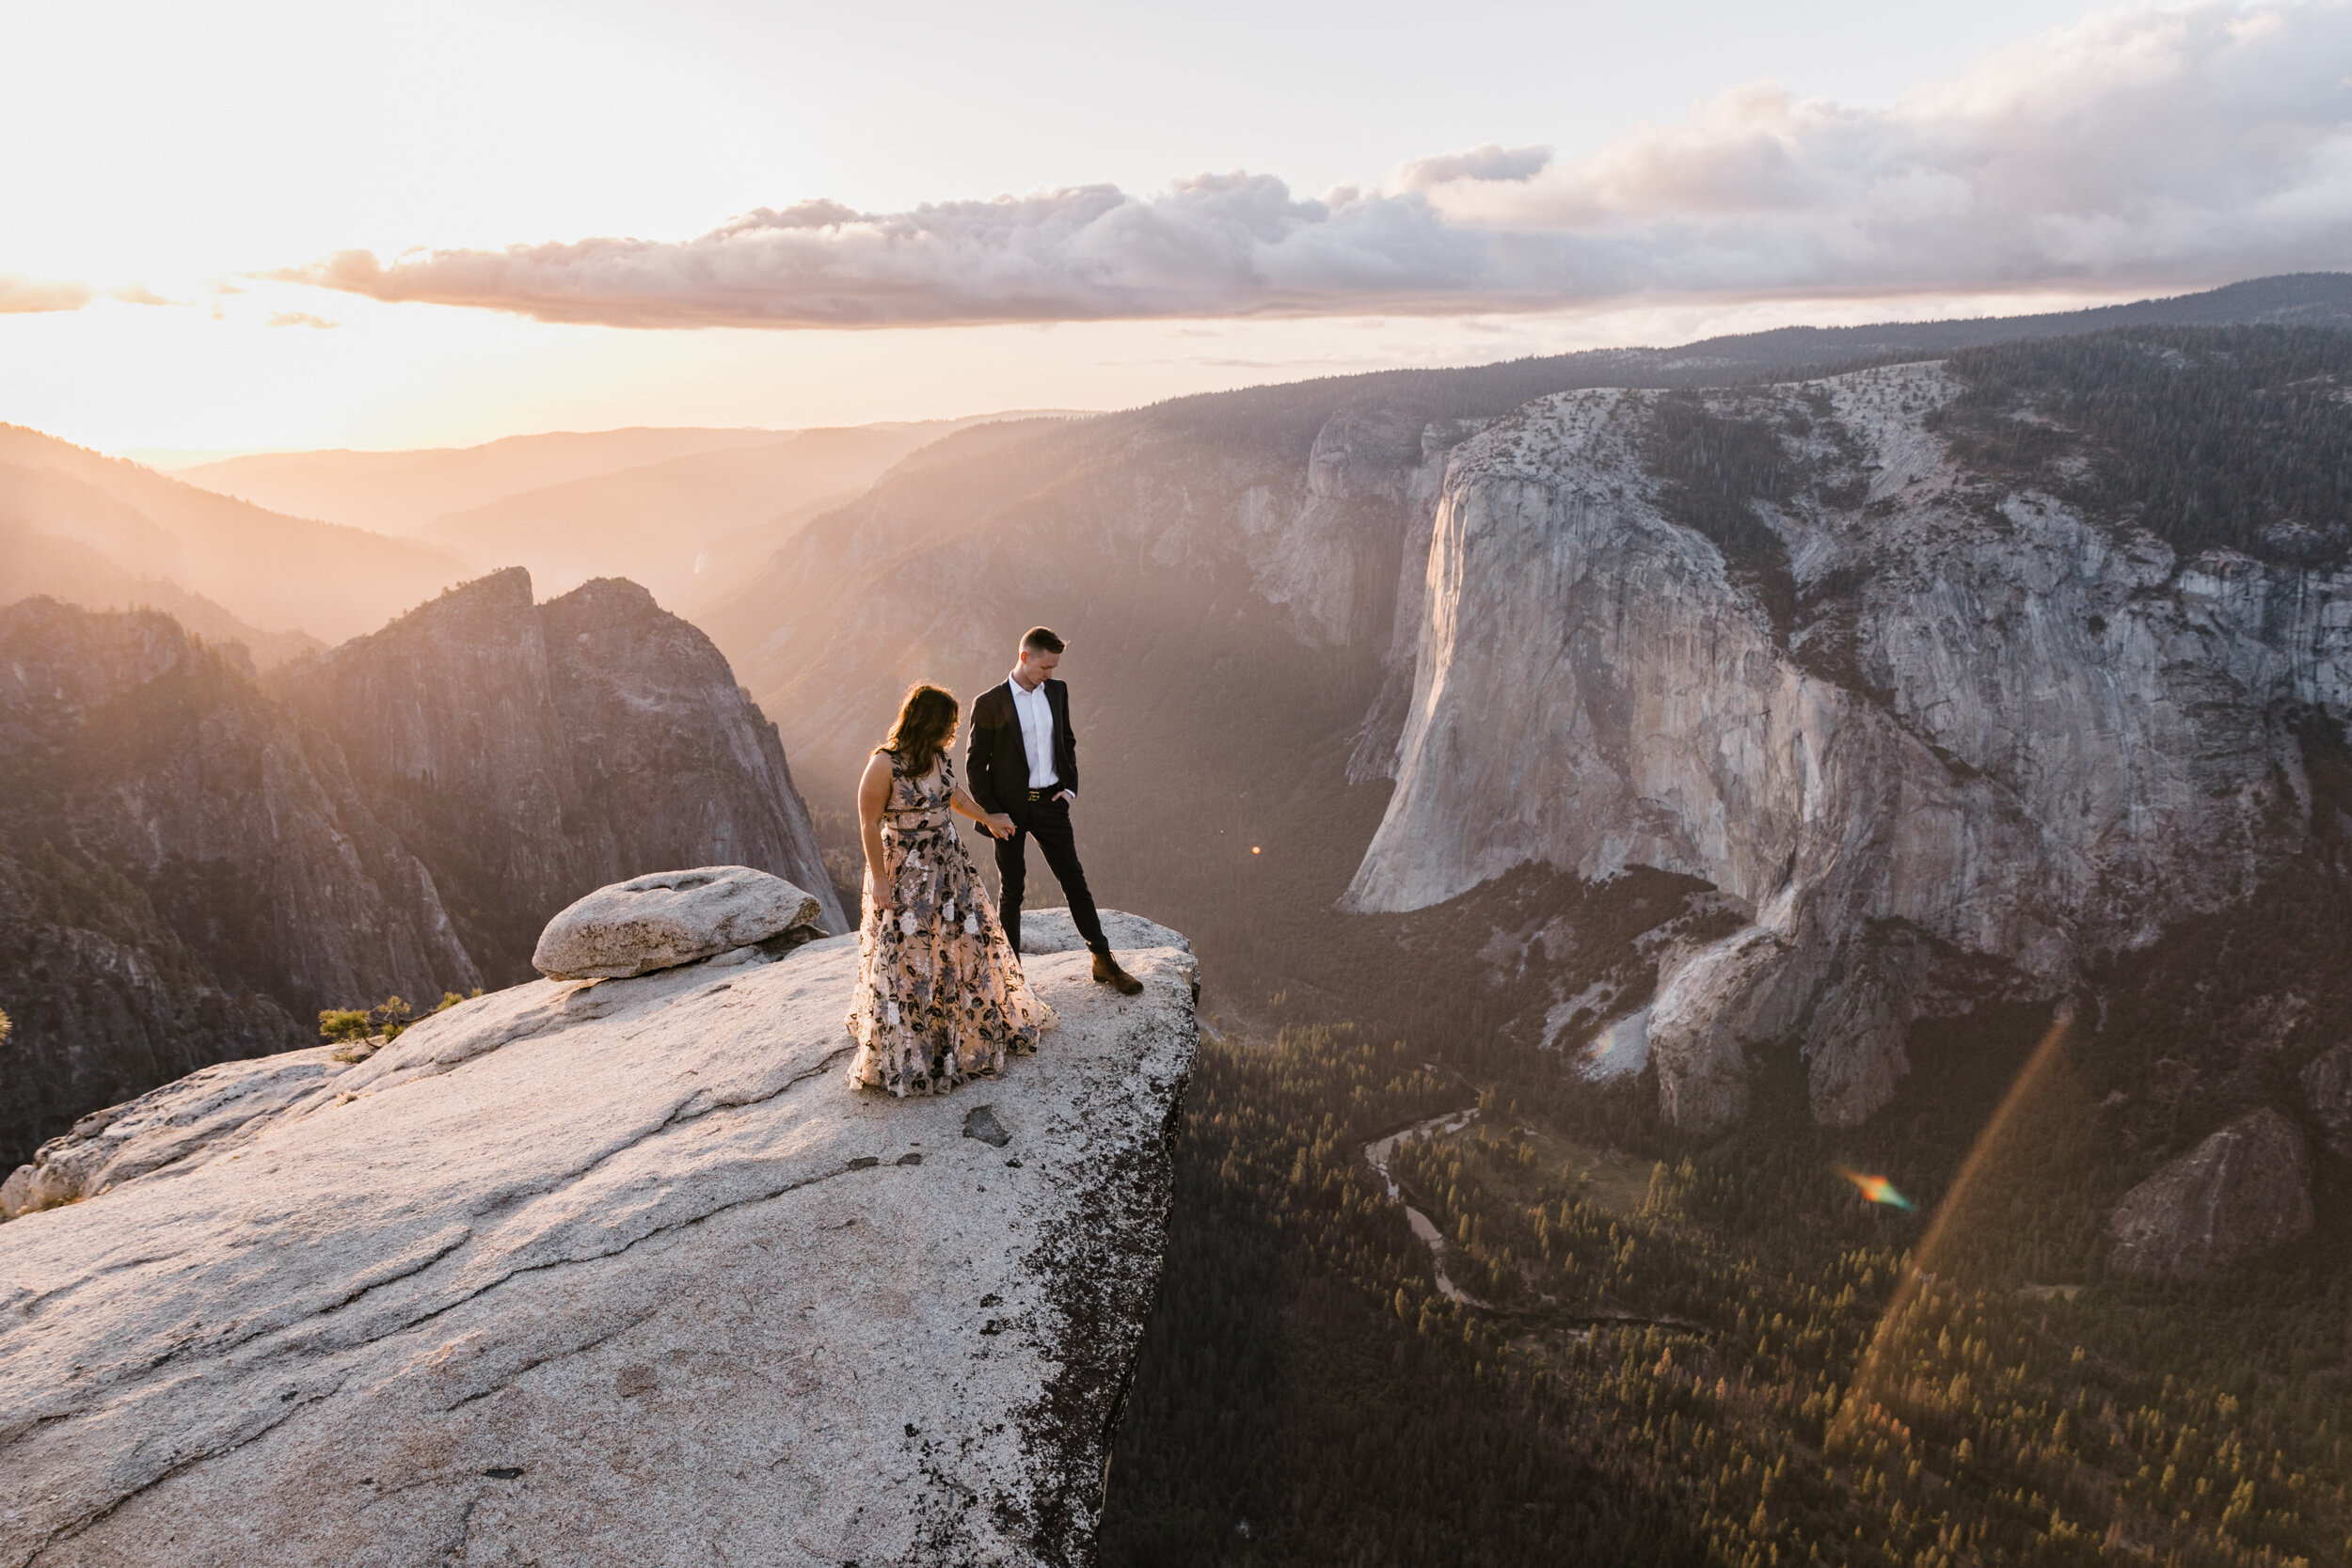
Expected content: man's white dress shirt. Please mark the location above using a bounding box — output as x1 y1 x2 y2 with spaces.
1009 677 1060 793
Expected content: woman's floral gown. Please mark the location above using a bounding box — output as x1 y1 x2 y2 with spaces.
846 751 1056 1095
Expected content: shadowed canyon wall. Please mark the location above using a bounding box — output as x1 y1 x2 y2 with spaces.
0 571 837 1166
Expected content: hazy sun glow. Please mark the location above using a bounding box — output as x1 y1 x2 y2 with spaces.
8 284 2164 460
4 0 2342 454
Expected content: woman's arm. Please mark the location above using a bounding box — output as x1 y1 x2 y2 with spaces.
857 753 894 910
948 781 1017 839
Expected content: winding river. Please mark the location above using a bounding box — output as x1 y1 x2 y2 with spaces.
1361 1107 1487 1307
1361 1108 1711 1337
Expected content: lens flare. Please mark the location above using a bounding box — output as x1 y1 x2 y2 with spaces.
1837 1167 1914 1211
1830 1003 2077 1449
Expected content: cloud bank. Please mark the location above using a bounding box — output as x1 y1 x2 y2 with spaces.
288 2 2352 329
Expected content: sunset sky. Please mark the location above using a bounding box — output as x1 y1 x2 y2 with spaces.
6 0 2347 456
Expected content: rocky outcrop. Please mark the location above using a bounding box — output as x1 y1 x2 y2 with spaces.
0 907 1198 1566
275 568 844 974
532 866 822 979
0 598 480 1008
0 578 840 1168
2107 1109 2314 1276
1349 367 2352 1129
0 1037 349 1220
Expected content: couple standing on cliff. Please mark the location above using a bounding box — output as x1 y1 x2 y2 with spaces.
843 626 1143 1097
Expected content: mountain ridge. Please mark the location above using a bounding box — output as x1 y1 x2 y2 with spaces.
0 424 469 643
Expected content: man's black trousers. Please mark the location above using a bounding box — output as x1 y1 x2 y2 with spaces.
991 797 1108 957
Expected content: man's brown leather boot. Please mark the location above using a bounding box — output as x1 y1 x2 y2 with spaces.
1092 952 1144 995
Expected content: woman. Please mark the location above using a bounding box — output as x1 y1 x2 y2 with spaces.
846 683 1057 1095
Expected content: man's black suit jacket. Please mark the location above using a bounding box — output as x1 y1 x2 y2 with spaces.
966 678 1077 827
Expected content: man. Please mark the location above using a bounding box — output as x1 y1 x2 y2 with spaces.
965 626 1143 995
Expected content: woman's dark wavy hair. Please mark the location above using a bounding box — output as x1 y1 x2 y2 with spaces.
878 683 960 775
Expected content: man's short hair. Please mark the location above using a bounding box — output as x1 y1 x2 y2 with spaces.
1021 626 1066 656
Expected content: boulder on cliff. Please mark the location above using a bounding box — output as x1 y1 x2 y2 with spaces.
2107 1108 2314 1277
0 900 1197 1567
532 865 822 979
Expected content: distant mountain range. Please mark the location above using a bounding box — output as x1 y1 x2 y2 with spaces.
12 276 2349 664
409 424 987 607
0 425 467 648
0 417 1089 660
172 426 803 534
1556 271 2352 380
167 414 1097 607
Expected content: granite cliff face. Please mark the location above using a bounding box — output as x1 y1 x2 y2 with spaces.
0 906 1198 1566
0 601 475 1166
0 574 838 1167
1348 363 2352 1132
0 599 476 1010
275 567 843 973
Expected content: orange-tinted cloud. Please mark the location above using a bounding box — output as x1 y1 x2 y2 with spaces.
0 276 96 314
279 2 2352 330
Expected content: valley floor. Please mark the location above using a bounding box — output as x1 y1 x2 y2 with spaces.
1099 1006 2352 1568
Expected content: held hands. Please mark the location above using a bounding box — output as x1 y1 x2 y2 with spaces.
983 812 1016 838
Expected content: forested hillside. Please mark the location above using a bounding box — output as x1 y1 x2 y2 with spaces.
1104 837 2352 1565
1930 327 2352 567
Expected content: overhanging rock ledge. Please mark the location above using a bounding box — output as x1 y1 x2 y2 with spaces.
0 907 1197 1568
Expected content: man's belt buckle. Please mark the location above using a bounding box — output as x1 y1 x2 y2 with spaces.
1027 788 1047 801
